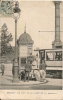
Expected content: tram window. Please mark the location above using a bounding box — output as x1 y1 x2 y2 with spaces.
55 51 62 61
46 52 54 60
42 53 44 57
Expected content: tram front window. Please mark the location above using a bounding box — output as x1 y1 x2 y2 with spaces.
55 51 62 61
46 52 53 61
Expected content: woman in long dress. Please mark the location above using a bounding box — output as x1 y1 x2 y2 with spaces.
31 58 40 81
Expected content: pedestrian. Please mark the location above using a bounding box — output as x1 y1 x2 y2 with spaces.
12 59 14 75
36 56 40 68
24 60 32 82
39 60 47 82
1 61 5 76
31 58 37 80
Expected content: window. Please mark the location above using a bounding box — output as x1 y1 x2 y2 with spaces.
46 52 54 61
55 51 62 61
40 51 44 58
21 58 26 64
41 52 45 58
40 52 45 62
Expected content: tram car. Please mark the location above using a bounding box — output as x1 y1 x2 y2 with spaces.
34 49 62 78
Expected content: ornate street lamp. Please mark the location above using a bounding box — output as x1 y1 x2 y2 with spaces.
13 1 21 82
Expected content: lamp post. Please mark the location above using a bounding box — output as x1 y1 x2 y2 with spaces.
13 1 21 82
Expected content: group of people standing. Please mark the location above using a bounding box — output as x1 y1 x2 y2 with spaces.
1 58 47 83
24 58 47 82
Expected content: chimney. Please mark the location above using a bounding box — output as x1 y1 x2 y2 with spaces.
52 1 62 48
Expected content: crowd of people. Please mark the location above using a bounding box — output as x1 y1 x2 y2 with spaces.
0 58 47 83
20 58 47 82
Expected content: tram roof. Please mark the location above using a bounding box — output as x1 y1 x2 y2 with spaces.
34 48 63 51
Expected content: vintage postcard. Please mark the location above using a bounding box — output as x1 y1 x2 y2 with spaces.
0 0 63 99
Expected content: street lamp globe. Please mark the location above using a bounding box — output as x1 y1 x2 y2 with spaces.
13 1 21 20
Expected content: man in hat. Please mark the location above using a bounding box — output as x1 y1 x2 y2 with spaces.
39 60 47 82
1 61 5 76
24 60 32 82
31 58 38 80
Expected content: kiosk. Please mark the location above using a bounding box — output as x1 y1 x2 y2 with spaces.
18 27 34 70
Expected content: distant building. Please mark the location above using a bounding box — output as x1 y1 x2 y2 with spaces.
18 25 34 67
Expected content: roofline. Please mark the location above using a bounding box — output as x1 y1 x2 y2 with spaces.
34 48 63 51
18 42 34 45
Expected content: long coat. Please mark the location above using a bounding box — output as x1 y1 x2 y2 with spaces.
25 62 32 72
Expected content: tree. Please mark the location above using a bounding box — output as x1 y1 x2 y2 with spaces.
1 23 13 55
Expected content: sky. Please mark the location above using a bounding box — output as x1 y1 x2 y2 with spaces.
0 0 63 49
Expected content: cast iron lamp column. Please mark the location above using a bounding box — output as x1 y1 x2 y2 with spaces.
13 1 21 82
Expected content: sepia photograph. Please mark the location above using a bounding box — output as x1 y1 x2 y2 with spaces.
0 0 63 99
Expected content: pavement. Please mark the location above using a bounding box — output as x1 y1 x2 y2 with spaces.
0 74 62 86
0 64 62 90
0 74 48 85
